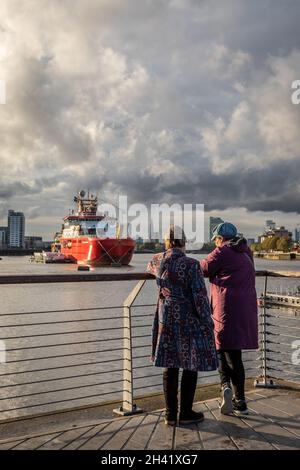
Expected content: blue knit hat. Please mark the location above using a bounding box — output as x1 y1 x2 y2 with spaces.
211 222 237 241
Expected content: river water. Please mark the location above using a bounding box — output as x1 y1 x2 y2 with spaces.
0 254 299 420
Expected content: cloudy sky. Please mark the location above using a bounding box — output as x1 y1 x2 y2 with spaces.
0 0 300 240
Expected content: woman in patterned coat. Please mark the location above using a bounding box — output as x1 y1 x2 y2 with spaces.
147 226 217 425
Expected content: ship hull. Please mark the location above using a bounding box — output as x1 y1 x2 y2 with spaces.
60 237 135 266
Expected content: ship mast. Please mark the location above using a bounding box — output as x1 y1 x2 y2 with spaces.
74 190 98 216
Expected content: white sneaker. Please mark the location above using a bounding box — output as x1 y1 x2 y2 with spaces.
232 399 249 416
220 385 233 415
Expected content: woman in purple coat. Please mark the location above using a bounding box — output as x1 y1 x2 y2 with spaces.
200 222 258 416
147 226 217 425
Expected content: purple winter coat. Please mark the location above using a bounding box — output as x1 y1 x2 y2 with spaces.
200 238 258 350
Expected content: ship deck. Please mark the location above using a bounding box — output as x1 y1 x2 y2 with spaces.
0 388 299 450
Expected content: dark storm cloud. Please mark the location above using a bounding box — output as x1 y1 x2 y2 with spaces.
186 1 300 62
0 0 300 237
107 158 300 214
0 181 42 199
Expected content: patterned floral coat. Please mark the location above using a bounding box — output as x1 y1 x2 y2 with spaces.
147 249 218 371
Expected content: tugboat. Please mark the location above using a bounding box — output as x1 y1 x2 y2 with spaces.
30 252 72 264
258 286 300 308
58 191 135 266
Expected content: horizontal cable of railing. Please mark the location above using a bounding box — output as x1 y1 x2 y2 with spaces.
0 380 126 401
264 349 296 356
1 325 125 341
266 367 300 376
265 323 300 330
0 389 124 414
0 375 128 400
0 306 123 317
264 314 300 321
266 357 299 368
0 357 125 378
265 332 299 339
265 340 296 348
2 337 129 353
0 317 127 328
4 346 126 364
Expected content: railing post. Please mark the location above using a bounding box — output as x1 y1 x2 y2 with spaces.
113 280 146 416
254 274 276 388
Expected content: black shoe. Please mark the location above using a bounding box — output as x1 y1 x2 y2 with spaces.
164 413 177 426
219 384 233 415
232 399 249 416
179 410 204 424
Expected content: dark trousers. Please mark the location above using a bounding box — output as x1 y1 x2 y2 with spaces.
163 368 198 419
217 350 245 401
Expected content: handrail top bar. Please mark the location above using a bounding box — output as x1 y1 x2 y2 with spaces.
256 270 300 278
0 270 299 284
0 272 154 285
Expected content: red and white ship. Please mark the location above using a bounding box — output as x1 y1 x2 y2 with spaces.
56 191 135 266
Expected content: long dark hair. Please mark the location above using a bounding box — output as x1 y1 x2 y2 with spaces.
164 225 186 248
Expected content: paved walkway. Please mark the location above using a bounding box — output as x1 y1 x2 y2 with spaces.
0 389 299 450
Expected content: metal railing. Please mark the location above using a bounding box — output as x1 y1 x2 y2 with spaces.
255 273 300 388
0 305 126 419
0 270 299 421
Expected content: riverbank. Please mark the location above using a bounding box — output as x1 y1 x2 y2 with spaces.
0 249 35 256
254 252 300 261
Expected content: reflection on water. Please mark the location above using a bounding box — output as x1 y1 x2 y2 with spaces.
0 254 299 420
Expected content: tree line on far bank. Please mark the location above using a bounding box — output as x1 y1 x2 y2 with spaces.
251 236 294 253
135 236 296 254
135 241 215 253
